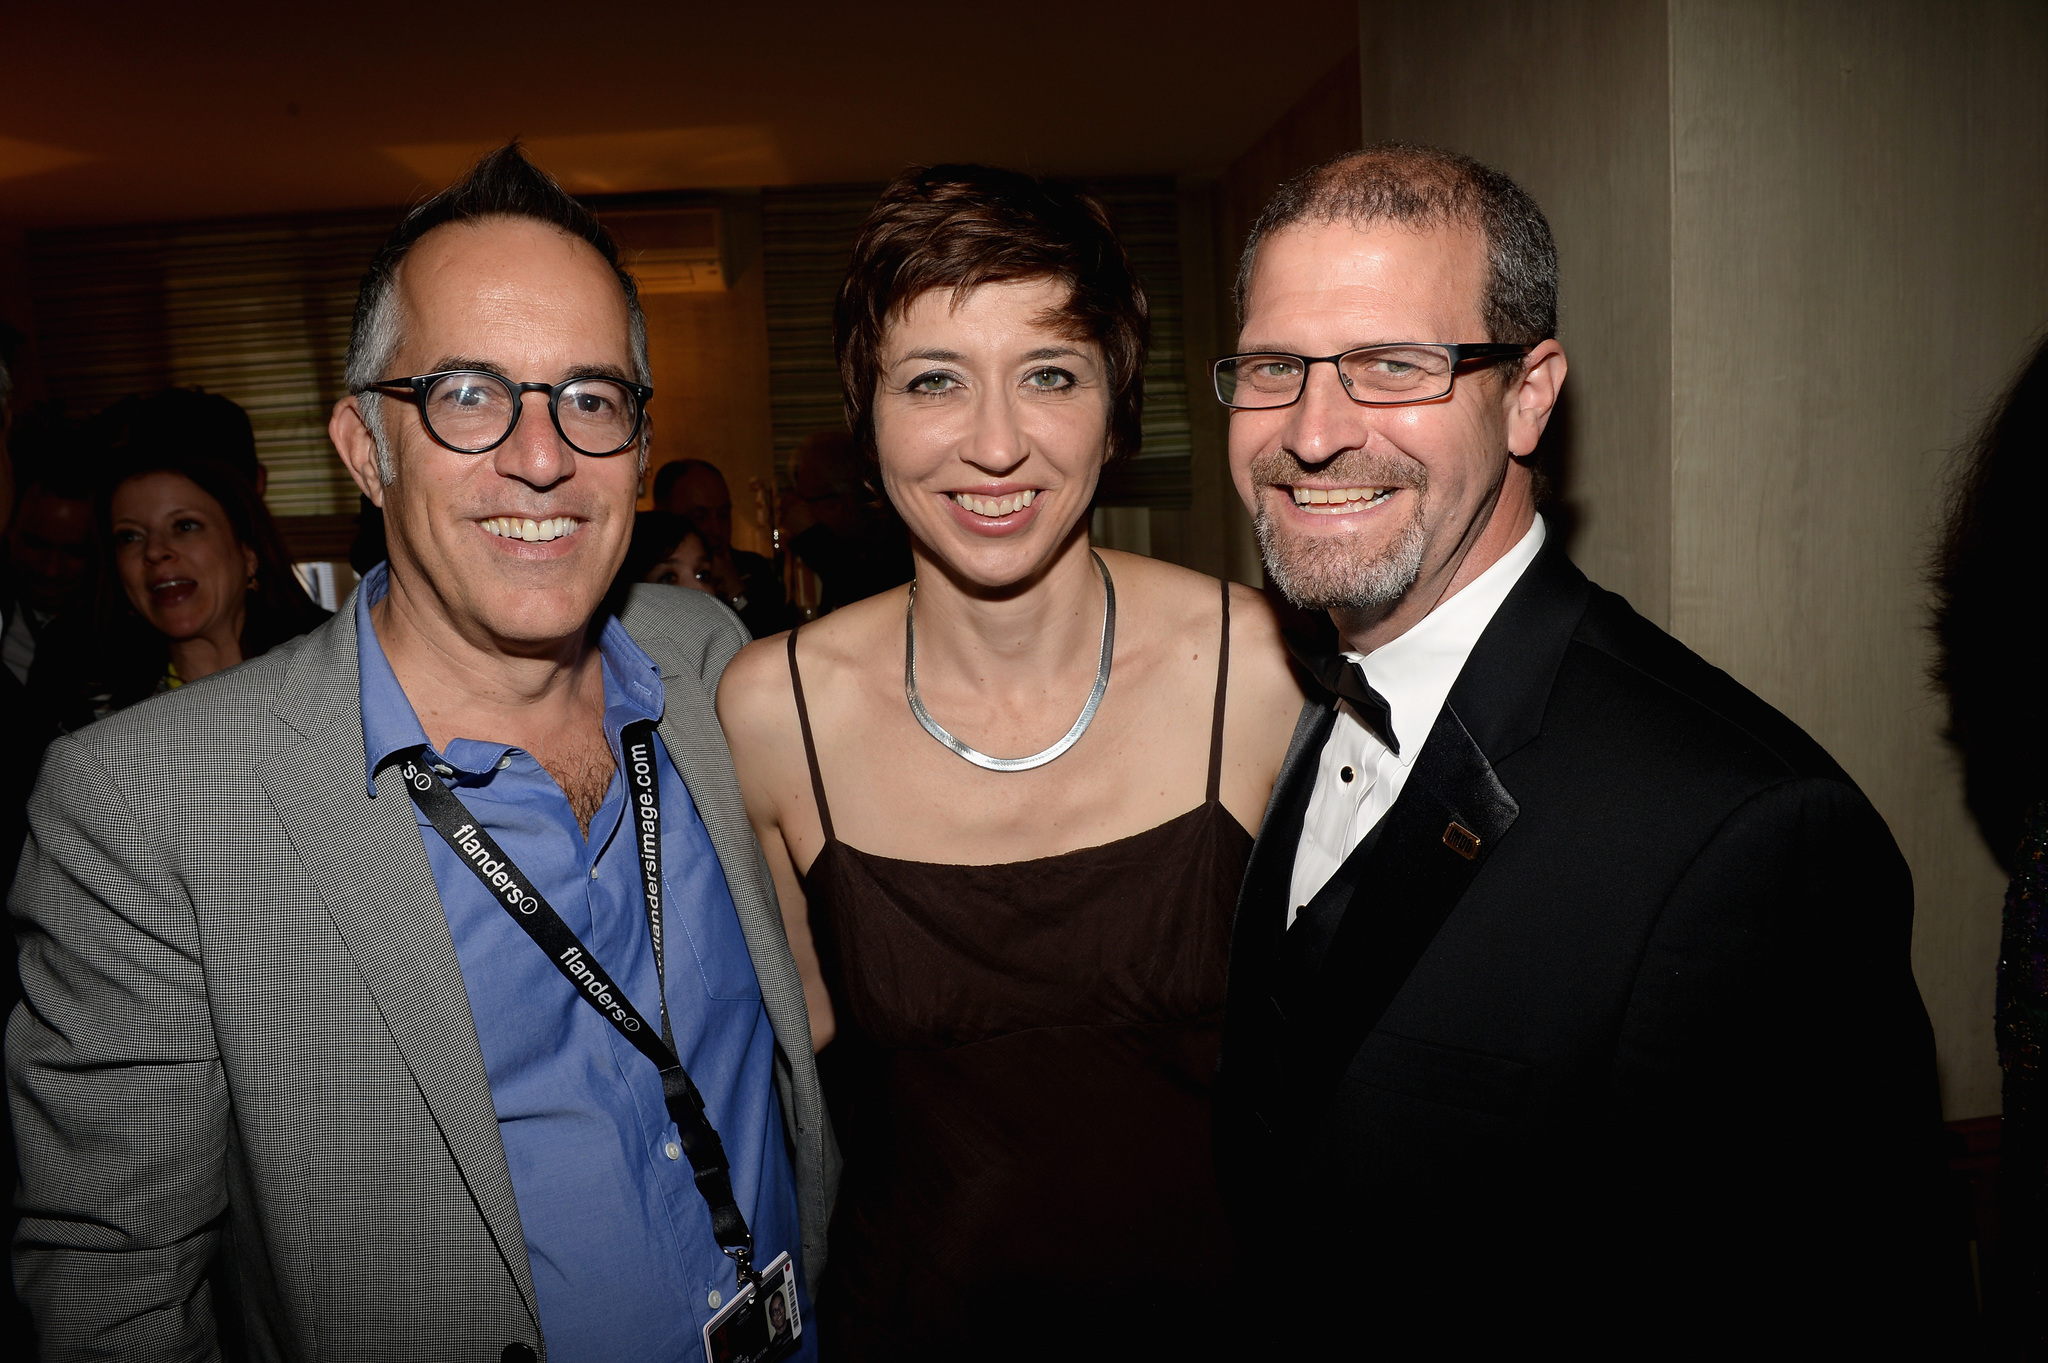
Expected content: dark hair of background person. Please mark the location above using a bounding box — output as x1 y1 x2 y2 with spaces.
91 386 261 489
34 447 327 727
1236 142 1558 349
651 458 718 509
602 510 703 618
835 163 1150 466
7 403 95 505
343 141 651 474
618 510 702 586
1933 331 2048 870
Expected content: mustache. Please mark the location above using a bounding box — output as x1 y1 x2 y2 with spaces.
1247 446 1427 492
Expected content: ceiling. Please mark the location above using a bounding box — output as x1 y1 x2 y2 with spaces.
0 1 1360 231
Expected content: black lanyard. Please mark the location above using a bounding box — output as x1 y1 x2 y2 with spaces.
397 719 758 1288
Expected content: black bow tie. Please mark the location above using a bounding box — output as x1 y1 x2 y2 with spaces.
1287 641 1400 756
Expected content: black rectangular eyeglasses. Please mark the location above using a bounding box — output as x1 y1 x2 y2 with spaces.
361 370 654 456
1211 343 1530 410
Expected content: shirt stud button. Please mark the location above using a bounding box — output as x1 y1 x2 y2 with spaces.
708 1289 722 1309
1340 766 1355 783
433 763 454 777
496 755 513 771
666 1141 681 1160
590 867 600 880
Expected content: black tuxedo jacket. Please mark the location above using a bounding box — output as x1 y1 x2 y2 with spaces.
1216 531 1954 1348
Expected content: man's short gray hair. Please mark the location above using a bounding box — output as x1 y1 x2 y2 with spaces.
1235 142 1557 350
343 142 652 483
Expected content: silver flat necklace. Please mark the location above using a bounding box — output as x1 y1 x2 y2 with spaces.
904 550 1116 773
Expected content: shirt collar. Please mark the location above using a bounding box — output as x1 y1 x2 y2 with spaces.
356 560 666 795
1349 516 1547 768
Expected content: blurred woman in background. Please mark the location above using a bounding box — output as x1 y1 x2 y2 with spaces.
719 165 1304 1360
1934 329 2048 1354
32 448 327 729
619 509 717 594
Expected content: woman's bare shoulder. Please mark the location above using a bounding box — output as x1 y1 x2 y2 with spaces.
717 589 905 732
715 632 803 770
1097 550 1235 629
718 629 792 719
1225 580 1310 706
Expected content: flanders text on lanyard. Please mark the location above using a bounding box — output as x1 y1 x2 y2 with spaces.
397 720 760 1287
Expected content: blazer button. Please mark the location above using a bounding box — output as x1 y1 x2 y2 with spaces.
502 1344 538 1363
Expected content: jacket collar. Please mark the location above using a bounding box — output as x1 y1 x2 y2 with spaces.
1440 520 1592 765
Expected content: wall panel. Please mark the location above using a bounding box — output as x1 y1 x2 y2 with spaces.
1359 0 1673 624
1670 0 2048 1120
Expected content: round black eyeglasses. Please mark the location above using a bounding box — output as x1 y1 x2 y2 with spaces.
1211 343 1530 410
360 370 654 457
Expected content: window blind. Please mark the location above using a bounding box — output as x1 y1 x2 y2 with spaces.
28 209 401 518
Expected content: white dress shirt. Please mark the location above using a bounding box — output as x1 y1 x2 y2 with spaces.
1287 517 1547 924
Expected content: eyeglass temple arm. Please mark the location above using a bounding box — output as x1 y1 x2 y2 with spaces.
1447 343 1534 365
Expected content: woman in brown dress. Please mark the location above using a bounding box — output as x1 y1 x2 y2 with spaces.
718 165 1305 1361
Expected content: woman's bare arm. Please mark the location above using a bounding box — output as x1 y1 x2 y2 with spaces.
717 636 837 1051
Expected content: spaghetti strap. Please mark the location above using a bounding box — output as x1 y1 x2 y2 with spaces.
787 626 836 844
1206 578 1230 804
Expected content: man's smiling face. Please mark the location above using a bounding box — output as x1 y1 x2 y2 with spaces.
1228 218 1532 622
365 215 642 654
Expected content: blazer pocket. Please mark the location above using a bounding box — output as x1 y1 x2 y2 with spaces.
1347 1030 1532 1117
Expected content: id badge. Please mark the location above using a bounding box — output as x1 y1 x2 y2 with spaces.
701 1251 802 1363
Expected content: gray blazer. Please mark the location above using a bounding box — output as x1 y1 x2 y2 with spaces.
6 583 837 1361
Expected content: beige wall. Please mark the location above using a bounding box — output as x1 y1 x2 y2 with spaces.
638 248 777 558
1358 0 2048 1120
1668 0 2046 1122
1178 49 1364 586
1360 1 1674 623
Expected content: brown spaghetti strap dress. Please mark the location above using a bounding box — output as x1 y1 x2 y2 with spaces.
787 579 1249 1362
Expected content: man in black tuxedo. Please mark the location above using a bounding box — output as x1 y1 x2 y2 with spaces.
1213 145 1953 1347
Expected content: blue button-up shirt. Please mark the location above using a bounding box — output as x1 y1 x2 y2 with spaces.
355 563 811 1362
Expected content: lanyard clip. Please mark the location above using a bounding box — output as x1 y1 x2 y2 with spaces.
722 1243 759 1290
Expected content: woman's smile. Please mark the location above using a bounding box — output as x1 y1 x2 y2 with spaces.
941 485 1044 536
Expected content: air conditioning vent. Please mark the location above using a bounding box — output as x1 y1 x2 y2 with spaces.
603 208 723 294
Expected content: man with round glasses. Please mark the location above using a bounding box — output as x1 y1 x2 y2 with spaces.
1212 144 1950 1349
8 145 827 1361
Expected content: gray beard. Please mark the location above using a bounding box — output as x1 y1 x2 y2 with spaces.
1254 488 1427 614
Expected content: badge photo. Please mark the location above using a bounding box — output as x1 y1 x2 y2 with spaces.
702 1250 801 1363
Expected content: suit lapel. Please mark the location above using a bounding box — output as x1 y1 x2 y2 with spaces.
258 609 541 1334
1245 530 1591 1117
1288 701 1518 1107
1227 698 1337 1006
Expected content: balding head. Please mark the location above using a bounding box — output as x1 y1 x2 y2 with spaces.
1237 143 1556 352
343 143 651 483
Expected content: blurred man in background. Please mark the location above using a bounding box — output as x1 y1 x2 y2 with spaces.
781 429 910 613
654 457 790 636
1 420 92 690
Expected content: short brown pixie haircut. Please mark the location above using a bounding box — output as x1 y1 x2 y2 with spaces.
835 164 1149 464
